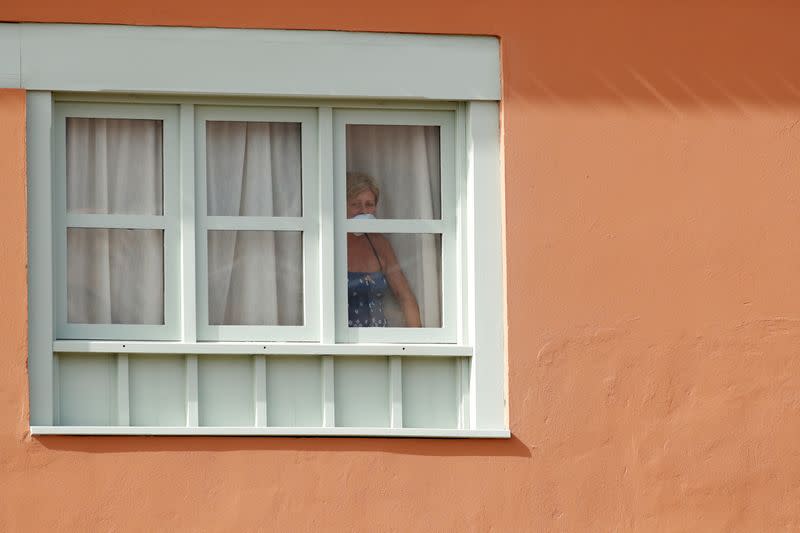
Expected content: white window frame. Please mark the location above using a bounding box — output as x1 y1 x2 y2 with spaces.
13 23 508 438
53 102 182 341
194 105 320 342
333 109 458 343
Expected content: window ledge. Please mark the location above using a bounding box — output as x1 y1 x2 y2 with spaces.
52 340 472 357
31 426 510 438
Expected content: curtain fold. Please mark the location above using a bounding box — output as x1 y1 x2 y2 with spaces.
66 118 164 325
206 121 303 326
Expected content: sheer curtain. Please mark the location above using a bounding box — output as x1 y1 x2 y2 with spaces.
67 118 164 324
346 124 442 327
205 121 303 326
66 118 436 329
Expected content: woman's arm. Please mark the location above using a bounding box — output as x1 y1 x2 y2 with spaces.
374 235 421 327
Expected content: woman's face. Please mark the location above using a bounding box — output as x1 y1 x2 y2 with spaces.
347 188 377 218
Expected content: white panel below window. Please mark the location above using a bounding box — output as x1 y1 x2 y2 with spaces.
58 353 117 426
402 357 458 429
198 356 254 426
266 356 322 427
334 357 389 427
129 356 185 426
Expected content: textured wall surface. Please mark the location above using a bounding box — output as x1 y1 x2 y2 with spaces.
2 4 800 531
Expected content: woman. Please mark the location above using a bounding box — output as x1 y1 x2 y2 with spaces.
347 172 421 327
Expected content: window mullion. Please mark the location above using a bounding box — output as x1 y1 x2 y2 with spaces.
389 356 403 428
332 110 348 342
205 216 307 231
457 357 470 430
65 214 166 229
179 103 197 343
193 110 211 337
456 102 469 346
318 106 336 344
163 105 182 341
319 107 336 428
185 354 199 427
254 355 267 427
116 354 130 426
322 356 335 427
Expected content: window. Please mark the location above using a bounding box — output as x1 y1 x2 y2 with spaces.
56 104 181 340
20 23 506 437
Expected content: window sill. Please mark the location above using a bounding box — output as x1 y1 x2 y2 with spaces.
52 340 472 357
31 426 510 438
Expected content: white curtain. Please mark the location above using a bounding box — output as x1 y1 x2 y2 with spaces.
346 125 442 328
66 118 439 329
67 118 164 324
205 121 303 326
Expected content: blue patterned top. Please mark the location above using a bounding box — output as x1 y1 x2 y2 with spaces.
348 272 389 327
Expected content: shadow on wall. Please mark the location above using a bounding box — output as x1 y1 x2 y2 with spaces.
33 434 532 457
502 5 800 111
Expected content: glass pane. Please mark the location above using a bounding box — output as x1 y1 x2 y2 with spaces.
66 117 163 215
346 124 440 220
67 228 164 324
207 230 303 326
206 121 302 216
346 233 442 328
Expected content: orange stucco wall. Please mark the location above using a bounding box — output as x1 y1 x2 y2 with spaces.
2 4 800 531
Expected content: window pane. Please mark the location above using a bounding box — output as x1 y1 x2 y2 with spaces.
346 124 440 220
206 121 302 216
66 118 163 215
67 228 164 324
207 230 303 325
346 233 442 328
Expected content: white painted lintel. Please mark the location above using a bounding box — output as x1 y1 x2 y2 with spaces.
1 24 500 101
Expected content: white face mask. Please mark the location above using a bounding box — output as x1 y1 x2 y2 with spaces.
352 212 376 236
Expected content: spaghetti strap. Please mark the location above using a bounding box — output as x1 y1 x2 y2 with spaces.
364 234 384 272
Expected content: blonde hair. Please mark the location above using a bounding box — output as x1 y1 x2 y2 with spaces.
346 172 380 204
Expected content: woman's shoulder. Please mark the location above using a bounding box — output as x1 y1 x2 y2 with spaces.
369 233 399 265
369 233 393 253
